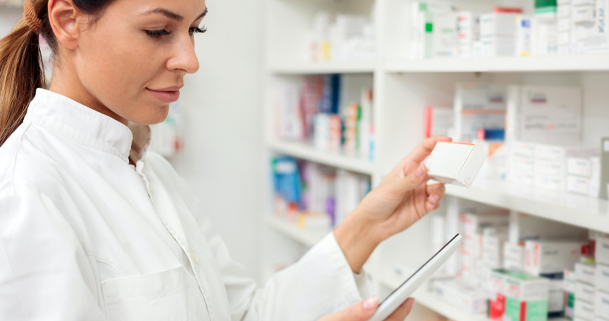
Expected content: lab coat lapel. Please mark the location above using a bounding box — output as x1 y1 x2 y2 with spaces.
145 167 191 258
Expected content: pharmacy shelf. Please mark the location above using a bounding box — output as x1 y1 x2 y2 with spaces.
268 60 376 75
264 215 328 248
378 267 567 321
446 179 609 234
386 54 609 73
378 267 487 321
268 140 374 175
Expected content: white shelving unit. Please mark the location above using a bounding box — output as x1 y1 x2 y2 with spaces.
268 140 374 175
262 0 609 320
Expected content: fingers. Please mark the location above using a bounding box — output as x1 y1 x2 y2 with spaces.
390 163 429 195
425 183 445 212
385 298 415 321
318 296 379 321
405 136 452 166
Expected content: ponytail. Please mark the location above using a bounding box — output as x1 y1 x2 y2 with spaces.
0 0 113 147
0 15 45 146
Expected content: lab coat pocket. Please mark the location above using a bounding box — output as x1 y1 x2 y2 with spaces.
102 266 208 321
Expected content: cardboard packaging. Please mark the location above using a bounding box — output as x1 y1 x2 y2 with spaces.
525 240 587 276
488 269 507 321
574 299 595 320
426 142 487 187
596 236 609 265
595 264 609 293
503 272 549 321
433 279 488 315
565 269 576 320
576 281 596 303
576 262 596 284
595 290 609 319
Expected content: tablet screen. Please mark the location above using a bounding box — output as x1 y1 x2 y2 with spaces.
379 233 461 306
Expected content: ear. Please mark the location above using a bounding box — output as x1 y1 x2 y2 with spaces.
48 0 87 50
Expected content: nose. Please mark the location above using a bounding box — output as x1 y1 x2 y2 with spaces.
167 34 200 74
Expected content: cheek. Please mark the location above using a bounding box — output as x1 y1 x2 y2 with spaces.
77 28 169 123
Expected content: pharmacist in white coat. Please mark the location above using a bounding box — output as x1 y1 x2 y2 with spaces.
0 0 449 320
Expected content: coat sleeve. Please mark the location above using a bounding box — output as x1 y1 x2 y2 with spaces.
0 187 105 321
149 155 375 321
148 152 375 321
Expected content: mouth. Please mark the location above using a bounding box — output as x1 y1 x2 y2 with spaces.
146 86 182 103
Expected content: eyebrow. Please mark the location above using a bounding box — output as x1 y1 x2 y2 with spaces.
144 7 208 22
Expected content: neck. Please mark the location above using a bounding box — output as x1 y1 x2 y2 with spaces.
49 64 128 126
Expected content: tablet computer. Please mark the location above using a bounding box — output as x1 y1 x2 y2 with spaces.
368 233 462 321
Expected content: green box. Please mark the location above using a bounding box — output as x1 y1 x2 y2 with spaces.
502 272 549 321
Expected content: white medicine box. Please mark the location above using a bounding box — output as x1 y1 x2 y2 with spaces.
426 142 487 188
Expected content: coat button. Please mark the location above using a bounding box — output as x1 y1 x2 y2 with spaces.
190 248 199 265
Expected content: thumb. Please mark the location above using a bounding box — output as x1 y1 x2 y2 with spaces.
318 296 379 321
391 163 428 193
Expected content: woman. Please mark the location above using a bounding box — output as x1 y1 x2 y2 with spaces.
0 0 449 320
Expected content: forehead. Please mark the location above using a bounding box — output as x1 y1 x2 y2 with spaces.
105 0 207 21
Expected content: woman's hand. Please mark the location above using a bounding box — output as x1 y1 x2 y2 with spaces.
318 296 415 321
334 136 452 273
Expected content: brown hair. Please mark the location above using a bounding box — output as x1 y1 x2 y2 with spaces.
0 0 113 146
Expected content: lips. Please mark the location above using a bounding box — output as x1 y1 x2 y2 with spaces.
147 87 181 103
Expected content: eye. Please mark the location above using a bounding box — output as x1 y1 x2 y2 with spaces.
189 26 207 36
145 29 172 39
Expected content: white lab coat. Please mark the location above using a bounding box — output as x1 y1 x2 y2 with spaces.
0 89 372 321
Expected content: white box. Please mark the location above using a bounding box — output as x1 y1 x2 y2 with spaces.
535 159 567 177
525 240 587 275
535 174 566 191
575 299 595 320
595 290 609 318
480 13 519 37
462 212 510 235
510 155 536 172
596 264 609 293
576 281 596 303
568 157 593 176
596 237 609 265
504 242 526 261
565 269 577 293
572 5 596 24
508 169 535 186
576 262 597 284
426 142 487 187
512 141 537 157
572 0 596 5
569 175 591 194
433 279 488 315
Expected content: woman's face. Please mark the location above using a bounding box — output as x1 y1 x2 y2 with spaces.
64 0 206 125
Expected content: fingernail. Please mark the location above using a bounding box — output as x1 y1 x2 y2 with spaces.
407 298 415 309
431 194 440 202
363 296 379 311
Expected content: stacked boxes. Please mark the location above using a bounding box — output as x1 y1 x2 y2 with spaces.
595 236 609 321
567 153 601 196
460 211 509 286
480 13 520 57
508 141 599 193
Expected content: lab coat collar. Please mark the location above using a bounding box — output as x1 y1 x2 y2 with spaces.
24 89 151 163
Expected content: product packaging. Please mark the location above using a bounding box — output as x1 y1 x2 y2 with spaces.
425 142 487 187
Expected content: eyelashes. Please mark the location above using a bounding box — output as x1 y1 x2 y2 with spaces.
145 26 207 40
189 26 207 35
145 29 172 39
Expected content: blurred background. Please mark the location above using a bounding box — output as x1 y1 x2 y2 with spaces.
4 0 609 320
